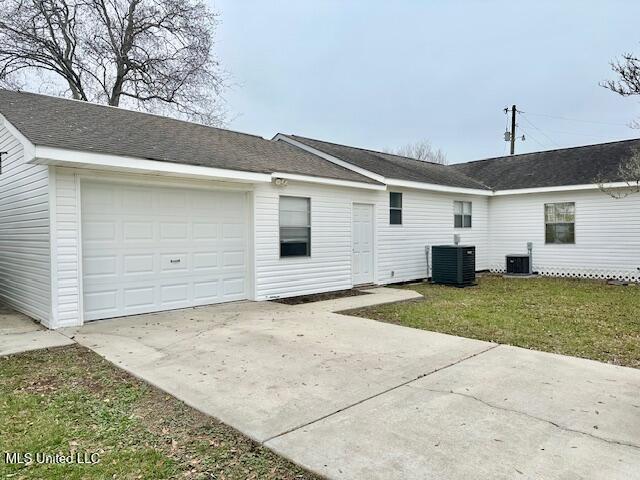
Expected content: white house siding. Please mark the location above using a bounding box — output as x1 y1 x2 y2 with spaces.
49 170 492 324
52 168 82 327
253 182 376 299
0 119 51 323
253 182 490 300
376 189 489 284
488 190 640 282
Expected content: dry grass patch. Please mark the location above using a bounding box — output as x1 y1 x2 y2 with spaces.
0 344 319 480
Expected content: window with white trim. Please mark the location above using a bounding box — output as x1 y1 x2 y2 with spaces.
279 196 311 257
454 201 472 228
389 192 402 225
545 202 575 244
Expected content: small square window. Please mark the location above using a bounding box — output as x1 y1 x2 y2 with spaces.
389 192 402 225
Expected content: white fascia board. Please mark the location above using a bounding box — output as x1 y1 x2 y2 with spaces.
271 172 386 191
385 178 493 196
0 114 36 159
273 134 386 183
493 182 630 196
30 146 272 183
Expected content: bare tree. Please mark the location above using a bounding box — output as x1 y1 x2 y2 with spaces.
384 140 447 165
0 0 225 124
599 48 640 197
602 52 640 97
602 50 640 129
596 147 640 199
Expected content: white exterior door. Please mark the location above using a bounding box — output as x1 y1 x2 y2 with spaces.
81 181 248 321
352 203 374 285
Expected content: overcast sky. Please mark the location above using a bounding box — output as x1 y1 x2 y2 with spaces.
211 0 640 163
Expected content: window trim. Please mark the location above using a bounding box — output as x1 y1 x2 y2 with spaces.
544 202 576 245
453 200 472 229
279 195 311 258
389 192 402 225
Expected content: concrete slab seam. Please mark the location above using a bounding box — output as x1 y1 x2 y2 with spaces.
409 386 640 451
261 343 500 445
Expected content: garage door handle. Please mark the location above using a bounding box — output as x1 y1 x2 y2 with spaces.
170 259 181 263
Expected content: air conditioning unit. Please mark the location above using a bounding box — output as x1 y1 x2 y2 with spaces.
431 245 476 287
506 254 531 275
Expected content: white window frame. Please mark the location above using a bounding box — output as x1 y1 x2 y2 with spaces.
544 202 576 244
279 196 311 257
389 192 402 225
454 201 472 228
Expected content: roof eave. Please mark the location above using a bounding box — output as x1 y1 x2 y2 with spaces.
0 114 36 159
30 146 272 184
493 182 631 195
385 178 493 196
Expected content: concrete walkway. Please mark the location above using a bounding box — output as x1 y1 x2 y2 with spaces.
60 288 640 479
0 303 74 355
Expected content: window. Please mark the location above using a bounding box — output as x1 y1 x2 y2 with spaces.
279 196 311 257
454 201 472 228
545 202 575 244
389 192 402 224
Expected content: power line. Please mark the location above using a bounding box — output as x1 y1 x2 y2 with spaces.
520 114 562 148
534 128 626 140
518 127 548 150
524 111 629 128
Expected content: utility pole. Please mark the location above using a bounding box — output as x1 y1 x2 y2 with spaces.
503 105 521 155
510 104 517 155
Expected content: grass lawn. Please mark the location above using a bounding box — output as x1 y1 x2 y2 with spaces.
348 275 640 368
0 345 318 480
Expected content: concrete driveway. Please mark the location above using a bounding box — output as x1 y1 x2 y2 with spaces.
64 288 640 480
0 303 74 355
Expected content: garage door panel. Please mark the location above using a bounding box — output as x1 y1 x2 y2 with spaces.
123 221 154 241
223 251 244 268
194 280 219 301
84 221 117 241
82 181 248 321
84 255 118 278
222 223 244 240
193 222 218 240
160 283 190 305
83 184 116 207
84 289 118 317
123 254 155 275
160 253 188 272
156 189 187 210
122 188 153 210
223 277 245 296
159 222 189 241
193 252 218 270
123 286 155 309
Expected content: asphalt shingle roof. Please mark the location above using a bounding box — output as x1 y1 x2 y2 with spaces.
287 135 491 190
2 89 637 192
451 139 640 190
0 89 380 185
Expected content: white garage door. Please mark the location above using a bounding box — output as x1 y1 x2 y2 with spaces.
81 181 248 321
